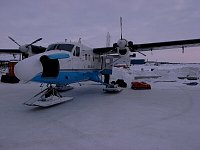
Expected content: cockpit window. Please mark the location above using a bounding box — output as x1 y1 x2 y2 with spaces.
47 44 57 51
57 44 74 52
47 44 74 52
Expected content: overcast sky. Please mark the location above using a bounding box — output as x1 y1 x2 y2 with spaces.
0 0 200 62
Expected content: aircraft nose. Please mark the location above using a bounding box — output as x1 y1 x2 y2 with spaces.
14 57 42 81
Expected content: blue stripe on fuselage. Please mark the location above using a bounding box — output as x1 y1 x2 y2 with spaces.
47 53 70 59
31 70 103 84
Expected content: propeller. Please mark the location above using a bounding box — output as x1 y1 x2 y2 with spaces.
8 36 43 58
113 17 146 57
120 17 123 40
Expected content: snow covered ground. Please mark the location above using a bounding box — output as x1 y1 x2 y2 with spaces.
1 63 200 150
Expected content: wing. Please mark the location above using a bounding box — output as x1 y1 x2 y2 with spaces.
130 38 200 52
0 49 21 54
93 38 200 54
93 47 114 54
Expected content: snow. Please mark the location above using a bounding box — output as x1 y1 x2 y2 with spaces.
1 63 200 150
114 63 200 83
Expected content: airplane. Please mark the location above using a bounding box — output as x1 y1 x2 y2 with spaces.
5 17 200 107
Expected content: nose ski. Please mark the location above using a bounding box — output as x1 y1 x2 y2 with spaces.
24 85 73 107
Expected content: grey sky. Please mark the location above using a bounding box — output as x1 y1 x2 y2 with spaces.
0 0 200 62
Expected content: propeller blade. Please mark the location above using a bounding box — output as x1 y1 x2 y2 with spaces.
120 17 123 40
128 41 146 56
26 38 42 48
8 36 21 46
137 51 146 56
30 38 42 45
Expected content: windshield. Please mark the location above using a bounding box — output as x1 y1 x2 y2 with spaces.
46 44 57 51
47 44 74 52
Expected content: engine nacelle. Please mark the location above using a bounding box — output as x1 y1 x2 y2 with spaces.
117 47 129 56
19 44 30 53
117 39 128 49
115 47 130 66
116 39 130 57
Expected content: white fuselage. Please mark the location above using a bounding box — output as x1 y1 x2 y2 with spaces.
14 42 109 84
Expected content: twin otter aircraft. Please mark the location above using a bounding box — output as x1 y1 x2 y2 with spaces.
4 18 200 107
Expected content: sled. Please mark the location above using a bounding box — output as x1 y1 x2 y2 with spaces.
103 84 122 93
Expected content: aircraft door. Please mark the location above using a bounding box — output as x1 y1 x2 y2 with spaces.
102 56 113 72
113 55 130 66
72 46 83 69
